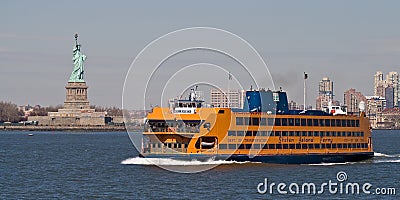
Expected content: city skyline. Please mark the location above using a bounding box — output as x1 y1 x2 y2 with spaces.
2 1 400 109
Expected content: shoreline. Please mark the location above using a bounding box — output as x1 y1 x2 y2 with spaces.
1 125 142 132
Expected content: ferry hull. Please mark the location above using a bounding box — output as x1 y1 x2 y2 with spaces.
140 152 374 164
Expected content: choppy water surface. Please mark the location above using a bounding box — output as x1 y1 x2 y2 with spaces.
1 130 398 199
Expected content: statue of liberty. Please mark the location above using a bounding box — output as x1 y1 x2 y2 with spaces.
69 33 86 82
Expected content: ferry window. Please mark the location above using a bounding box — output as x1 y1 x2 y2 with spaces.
252 118 259 126
332 132 337 137
314 144 320 149
351 132 355 137
342 132 346 137
347 120 351 127
288 131 294 136
238 144 245 149
321 144 326 149
283 144 289 149
237 131 245 136
295 118 300 126
269 144 275 149
356 120 360 127
228 131 236 136
236 117 243 125
337 144 343 148
325 119 330 126
302 131 307 136
185 144 188 148
326 132 331 137
218 110 225 114
307 119 313 126
178 143 182 148
290 144 295 149
319 119 325 126
244 117 250 125
351 120 356 127
281 131 287 136
341 120 347 127
275 118 281 126
260 118 266 126
352 143 357 148
288 118 294 126
331 119 336 127
274 131 281 137
326 144 331 149
295 131 300 136
301 119 306 126
308 131 313 137
262 144 268 149
361 132 364 137
252 144 261 149
245 144 252 149
276 144 282 149
308 144 314 149
332 144 337 149
336 119 341 127
252 131 258 136
313 119 319 126
356 132 360 137
167 143 172 148
219 144 227 149
347 132 351 137
302 144 307 149
246 131 253 136
259 131 267 136
267 118 274 126
314 131 319 137
281 118 288 126
343 144 347 148
229 144 237 149
295 144 301 149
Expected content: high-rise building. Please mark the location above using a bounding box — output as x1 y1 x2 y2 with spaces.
316 77 334 110
386 71 399 107
385 85 394 108
374 71 384 96
365 96 386 129
210 89 245 108
344 88 367 114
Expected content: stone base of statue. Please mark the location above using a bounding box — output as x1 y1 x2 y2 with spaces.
64 82 90 109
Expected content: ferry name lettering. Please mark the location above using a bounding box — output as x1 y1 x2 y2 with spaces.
300 137 313 143
279 137 294 143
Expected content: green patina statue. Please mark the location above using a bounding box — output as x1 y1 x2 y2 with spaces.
69 33 86 82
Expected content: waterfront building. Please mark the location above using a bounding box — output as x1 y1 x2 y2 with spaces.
344 88 367 114
315 77 334 110
365 96 386 129
210 89 245 108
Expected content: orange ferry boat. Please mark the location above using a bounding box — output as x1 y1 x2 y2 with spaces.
141 88 374 164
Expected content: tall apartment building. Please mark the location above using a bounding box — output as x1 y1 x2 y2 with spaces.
374 71 399 107
315 77 334 110
210 89 245 108
374 71 384 96
344 88 367 113
386 71 399 107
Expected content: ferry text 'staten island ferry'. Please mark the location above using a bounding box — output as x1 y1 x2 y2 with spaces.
141 88 374 164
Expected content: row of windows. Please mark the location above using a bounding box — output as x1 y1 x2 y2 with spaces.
236 117 360 127
227 130 365 137
150 143 188 149
219 143 369 150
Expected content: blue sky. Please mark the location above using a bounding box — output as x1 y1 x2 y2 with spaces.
1 1 400 108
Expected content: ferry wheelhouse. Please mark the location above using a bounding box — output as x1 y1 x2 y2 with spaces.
142 88 373 164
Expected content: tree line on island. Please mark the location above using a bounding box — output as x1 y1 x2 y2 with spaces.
0 101 124 123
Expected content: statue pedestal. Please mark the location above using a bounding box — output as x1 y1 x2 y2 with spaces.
64 82 90 109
